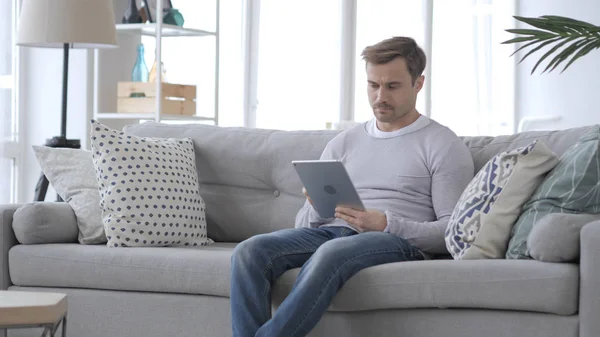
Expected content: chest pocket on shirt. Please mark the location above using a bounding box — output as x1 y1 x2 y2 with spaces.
395 174 432 200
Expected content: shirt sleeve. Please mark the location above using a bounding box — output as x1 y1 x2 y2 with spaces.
294 141 337 228
383 139 474 254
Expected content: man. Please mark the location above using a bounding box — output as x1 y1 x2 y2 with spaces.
230 36 474 337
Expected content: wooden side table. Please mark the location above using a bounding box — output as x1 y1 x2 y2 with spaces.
0 291 67 337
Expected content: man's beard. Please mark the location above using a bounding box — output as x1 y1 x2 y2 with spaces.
373 104 406 123
374 103 394 111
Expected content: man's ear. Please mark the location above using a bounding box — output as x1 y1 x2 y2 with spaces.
414 75 425 93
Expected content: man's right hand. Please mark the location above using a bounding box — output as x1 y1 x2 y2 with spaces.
302 187 314 206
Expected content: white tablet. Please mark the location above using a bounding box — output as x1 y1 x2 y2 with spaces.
292 160 365 219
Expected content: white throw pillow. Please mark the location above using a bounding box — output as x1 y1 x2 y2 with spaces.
90 120 213 248
445 140 558 259
33 146 106 244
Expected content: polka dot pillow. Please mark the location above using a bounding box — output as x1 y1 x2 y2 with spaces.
90 120 213 248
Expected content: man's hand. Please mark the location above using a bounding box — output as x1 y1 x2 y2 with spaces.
302 187 314 206
335 207 387 232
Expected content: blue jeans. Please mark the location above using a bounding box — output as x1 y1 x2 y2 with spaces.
230 226 426 337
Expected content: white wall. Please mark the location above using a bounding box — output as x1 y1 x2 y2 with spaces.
19 47 91 202
16 0 600 202
17 0 124 203
515 0 600 131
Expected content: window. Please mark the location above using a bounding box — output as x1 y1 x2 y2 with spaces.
239 0 514 135
353 0 427 123
0 0 19 204
254 0 342 130
137 0 515 135
429 0 515 136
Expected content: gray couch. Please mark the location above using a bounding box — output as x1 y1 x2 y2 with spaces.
2 122 600 337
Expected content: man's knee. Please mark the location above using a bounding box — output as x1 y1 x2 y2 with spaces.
308 238 354 270
315 235 359 257
233 234 268 264
232 230 292 266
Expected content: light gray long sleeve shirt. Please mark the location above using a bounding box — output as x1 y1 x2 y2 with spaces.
294 115 474 254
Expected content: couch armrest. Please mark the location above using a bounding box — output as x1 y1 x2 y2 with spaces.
0 204 22 290
580 220 600 337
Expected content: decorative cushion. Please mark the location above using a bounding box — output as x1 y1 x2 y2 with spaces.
507 126 600 259
33 146 106 244
445 140 558 259
528 213 600 263
90 120 213 248
12 202 79 244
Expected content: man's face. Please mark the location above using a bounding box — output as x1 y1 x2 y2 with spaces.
366 57 424 124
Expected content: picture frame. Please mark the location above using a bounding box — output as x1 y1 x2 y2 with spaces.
142 0 173 23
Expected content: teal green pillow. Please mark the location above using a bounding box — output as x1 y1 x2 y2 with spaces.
506 126 600 259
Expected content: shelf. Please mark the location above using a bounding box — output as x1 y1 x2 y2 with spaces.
115 24 216 37
95 113 216 121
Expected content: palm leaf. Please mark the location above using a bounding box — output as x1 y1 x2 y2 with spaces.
530 36 578 74
502 36 543 45
542 40 585 73
505 35 559 57
505 15 600 74
518 36 563 65
544 39 590 73
561 40 600 73
538 16 600 35
505 29 554 37
541 15 596 29
534 16 595 34
513 16 570 34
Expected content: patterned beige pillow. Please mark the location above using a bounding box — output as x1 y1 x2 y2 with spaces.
446 140 558 259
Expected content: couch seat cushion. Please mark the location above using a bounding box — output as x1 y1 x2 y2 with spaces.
9 243 237 297
9 244 578 315
274 259 578 315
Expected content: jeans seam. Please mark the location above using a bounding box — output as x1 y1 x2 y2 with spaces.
261 250 316 319
289 247 422 337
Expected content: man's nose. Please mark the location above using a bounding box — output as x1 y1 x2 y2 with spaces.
376 88 388 102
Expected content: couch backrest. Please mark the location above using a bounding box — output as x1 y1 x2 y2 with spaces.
126 122 597 242
125 122 339 242
462 125 596 173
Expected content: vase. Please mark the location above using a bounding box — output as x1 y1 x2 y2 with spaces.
149 59 168 83
163 8 185 27
122 0 143 24
131 44 149 83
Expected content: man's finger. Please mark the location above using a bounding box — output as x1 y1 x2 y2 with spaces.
335 212 356 226
336 206 360 217
302 187 314 205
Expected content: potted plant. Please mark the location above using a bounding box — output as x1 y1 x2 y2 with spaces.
502 15 600 74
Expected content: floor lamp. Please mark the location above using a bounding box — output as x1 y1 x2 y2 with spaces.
16 0 117 201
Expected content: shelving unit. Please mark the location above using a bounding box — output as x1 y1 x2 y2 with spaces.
93 1 220 125
114 23 216 38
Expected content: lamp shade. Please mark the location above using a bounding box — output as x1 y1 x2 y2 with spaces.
17 0 118 49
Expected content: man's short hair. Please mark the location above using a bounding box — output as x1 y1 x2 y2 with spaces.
361 37 427 85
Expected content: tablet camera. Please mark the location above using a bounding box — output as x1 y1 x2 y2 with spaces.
324 185 337 195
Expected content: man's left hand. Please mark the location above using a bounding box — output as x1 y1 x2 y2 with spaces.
335 207 387 232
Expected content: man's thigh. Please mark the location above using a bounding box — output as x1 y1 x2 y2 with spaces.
311 231 426 268
236 227 350 272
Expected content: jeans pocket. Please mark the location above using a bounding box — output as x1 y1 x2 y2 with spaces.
341 227 358 237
